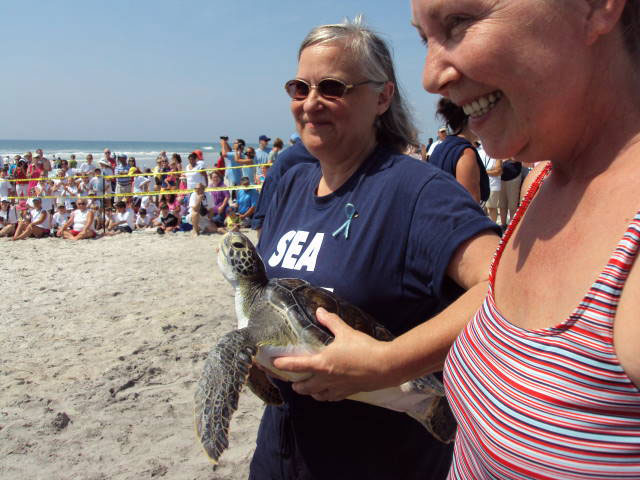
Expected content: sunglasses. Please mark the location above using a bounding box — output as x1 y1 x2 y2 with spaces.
284 78 382 100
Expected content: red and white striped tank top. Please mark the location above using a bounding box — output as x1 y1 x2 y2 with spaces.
444 165 640 479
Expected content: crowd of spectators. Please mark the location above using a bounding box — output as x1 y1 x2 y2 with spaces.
0 137 273 240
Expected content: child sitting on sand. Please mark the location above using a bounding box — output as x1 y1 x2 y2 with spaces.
224 206 240 232
135 208 153 229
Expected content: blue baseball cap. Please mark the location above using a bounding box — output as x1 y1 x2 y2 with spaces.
259 135 271 142
289 133 300 143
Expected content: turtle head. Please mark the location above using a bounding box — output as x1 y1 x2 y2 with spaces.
218 231 267 287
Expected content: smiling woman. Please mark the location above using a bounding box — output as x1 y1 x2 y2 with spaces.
252 16 501 480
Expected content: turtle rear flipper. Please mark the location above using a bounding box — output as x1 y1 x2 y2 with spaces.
194 328 255 464
247 365 283 405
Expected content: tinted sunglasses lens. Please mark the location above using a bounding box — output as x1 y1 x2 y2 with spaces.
318 79 347 98
285 80 309 100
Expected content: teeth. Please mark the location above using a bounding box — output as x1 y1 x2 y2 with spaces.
462 91 502 119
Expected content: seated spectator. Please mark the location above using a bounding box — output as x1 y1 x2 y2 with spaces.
209 171 229 227
154 203 179 234
106 201 135 234
12 197 51 240
59 198 96 240
0 198 19 237
91 203 104 230
224 206 241 232
51 204 69 237
235 176 258 227
186 183 217 235
135 208 153 229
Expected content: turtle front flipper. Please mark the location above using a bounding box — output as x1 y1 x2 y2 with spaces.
194 328 255 464
247 365 283 405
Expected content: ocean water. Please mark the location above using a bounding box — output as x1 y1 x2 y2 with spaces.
0 139 259 171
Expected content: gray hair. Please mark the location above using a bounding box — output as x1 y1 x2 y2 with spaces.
298 17 418 152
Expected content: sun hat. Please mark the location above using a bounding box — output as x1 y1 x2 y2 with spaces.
1 197 9 203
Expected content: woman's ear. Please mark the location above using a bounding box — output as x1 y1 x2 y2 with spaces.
377 81 395 116
584 0 627 45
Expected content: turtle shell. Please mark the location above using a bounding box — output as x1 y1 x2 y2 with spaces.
265 277 395 347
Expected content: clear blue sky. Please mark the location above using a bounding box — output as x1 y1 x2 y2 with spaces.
0 0 442 144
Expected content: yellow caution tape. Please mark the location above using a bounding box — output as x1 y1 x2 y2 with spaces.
4 162 272 182
5 184 262 201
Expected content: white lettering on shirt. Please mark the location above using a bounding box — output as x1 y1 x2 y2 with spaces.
294 233 324 271
282 231 309 269
268 230 325 272
268 230 297 267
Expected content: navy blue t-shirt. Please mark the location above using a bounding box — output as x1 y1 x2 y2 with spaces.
429 135 490 202
251 145 500 480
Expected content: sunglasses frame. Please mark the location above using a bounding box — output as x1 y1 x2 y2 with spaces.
284 78 382 100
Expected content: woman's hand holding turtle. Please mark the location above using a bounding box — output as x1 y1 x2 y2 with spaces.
273 307 391 402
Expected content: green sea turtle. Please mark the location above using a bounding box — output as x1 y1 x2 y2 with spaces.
194 231 456 464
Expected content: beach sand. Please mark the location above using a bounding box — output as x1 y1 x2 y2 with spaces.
1 230 264 479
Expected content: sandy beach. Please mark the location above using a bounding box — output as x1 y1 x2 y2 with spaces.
0 230 264 480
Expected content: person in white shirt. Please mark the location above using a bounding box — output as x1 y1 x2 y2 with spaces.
52 204 69 236
478 145 503 223
185 152 207 190
186 183 216 235
0 167 10 199
135 208 153 229
12 197 51 240
426 127 447 158
35 179 55 212
59 198 96 240
0 198 18 237
106 200 135 234
79 154 95 174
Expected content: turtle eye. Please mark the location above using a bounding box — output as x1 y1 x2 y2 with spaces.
232 242 244 249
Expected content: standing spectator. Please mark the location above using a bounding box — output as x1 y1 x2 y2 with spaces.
89 168 106 208
35 178 55 213
426 127 447 158
12 160 29 200
478 145 503 222
498 159 523 229
114 153 132 195
252 135 272 181
220 138 245 187
429 98 490 203
80 154 95 174
267 138 284 166
0 166 10 199
185 153 207 190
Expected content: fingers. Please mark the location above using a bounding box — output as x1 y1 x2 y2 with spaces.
272 354 317 373
315 307 349 336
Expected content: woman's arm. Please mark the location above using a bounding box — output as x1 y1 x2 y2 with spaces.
455 148 481 202
273 231 500 401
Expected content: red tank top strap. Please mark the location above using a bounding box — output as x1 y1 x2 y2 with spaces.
489 163 552 285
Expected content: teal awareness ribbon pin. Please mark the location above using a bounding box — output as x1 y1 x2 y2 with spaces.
332 203 357 239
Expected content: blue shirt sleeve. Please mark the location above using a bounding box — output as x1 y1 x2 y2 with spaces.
405 171 500 298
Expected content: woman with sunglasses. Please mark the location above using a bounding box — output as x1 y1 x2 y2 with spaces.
59 197 96 240
251 18 500 480
274 1 640 478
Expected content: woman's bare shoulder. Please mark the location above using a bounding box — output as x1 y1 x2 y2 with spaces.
519 161 550 201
